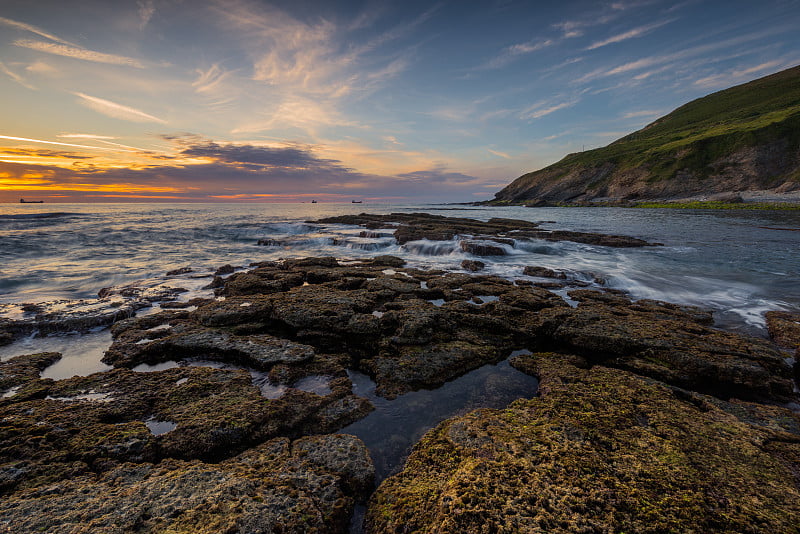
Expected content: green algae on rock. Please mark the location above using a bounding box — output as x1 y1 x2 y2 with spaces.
0 364 372 495
0 434 373 534
366 353 800 533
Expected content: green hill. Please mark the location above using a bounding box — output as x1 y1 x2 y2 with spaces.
494 65 800 204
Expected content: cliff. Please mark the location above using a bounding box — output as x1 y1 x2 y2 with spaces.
494 65 800 204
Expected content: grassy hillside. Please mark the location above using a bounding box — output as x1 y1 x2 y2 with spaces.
495 65 800 203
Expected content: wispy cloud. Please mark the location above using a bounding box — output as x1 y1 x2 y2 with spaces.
693 60 787 89
73 92 167 124
57 133 117 140
488 149 511 159
231 96 358 135
14 40 145 68
0 134 117 151
192 64 235 94
574 28 795 85
138 0 156 30
480 39 554 70
0 61 36 90
520 98 579 120
0 16 77 46
213 0 420 99
586 19 675 50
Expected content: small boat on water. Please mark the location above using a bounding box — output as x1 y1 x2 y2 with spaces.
19 198 44 203
351 200 362 203
311 200 317 203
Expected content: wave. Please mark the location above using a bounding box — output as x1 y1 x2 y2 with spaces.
402 239 459 256
260 222 320 235
0 212 83 220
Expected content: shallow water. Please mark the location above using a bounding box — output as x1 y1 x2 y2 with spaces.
342 353 539 483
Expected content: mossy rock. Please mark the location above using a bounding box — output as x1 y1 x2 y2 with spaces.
366 353 800 533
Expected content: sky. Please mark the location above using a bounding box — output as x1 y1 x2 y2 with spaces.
0 0 798 203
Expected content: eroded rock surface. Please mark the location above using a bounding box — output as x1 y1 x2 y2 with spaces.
367 353 800 533
543 290 795 401
0 434 373 534
182 257 568 398
0 364 371 495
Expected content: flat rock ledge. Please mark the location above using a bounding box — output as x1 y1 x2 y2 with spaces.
311 212 659 248
367 353 800 533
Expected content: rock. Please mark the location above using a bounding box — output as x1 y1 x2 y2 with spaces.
103 321 316 370
371 255 406 267
0 297 149 343
461 260 485 272
214 264 235 275
522 265 567 279
0 434 373 534
166 266 193 276
0 364 372 494
216 270 304 297
459 240 507 256
257 238 287 246
366 353 800 533
0 352 61 394
533 281 565 289
312 213 657 248
545 290 793 401
766 310 800 351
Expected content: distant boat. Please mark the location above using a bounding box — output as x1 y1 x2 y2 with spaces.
351 200 362 203
311 200 317 203
19 198 44 203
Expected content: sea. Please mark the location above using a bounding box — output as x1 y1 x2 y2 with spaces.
1 202 799 492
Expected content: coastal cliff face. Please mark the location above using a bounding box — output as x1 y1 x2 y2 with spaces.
494 65 800 204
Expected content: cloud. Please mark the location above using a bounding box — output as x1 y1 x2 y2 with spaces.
14 40 145 68
57 133 117 139
574 29 793 85
0 135 491 202
231 96 359 135
396 167 486 188
138 0 156 30
0 134 117 151
192 64 235 94
520 98 579 120
25 61 58 75
488 149 511 159
693 60 786 89
73 92 167 124
480 39 554 69
177 140 349 172
0 148 93 160
0 16 78 46
0 61 36 90
585 19 675 50
212 0 422 100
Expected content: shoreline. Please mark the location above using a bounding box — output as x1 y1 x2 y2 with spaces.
482 189 800 209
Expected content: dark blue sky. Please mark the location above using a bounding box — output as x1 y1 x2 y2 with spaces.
1 0 798 201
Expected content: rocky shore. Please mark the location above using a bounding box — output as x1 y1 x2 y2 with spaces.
1 213 798 532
